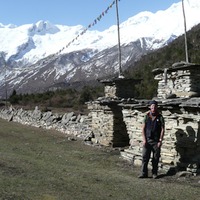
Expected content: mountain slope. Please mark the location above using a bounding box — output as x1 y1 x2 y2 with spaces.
125 23 200 98
0 0 200 98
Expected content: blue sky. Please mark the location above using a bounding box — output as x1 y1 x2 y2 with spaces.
1 0 181 31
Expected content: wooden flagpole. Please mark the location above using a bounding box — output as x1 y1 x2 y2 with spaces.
182 0 189 63
115 0 124 78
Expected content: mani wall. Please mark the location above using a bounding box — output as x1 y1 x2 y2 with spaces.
120 98 200 175
153 62 200 99
0 62 200 175
87 62 200 175
0 106 92 141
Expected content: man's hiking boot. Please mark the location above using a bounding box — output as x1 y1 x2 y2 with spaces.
152 174 158 179
138 174 148 178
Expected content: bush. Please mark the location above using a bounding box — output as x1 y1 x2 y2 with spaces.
7 86 104 112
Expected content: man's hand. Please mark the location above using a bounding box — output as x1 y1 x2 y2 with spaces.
143 140 147 147
157 141 162 147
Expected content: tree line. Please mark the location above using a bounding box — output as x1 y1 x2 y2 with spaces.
5 24 200 111
8 86 104 112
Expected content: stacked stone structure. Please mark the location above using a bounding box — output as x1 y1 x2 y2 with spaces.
87 99 129 147
120 62 200 175
87 78 141 147
102 78 140 98
1 62 200 175
0 106 91 140
153 62 200 99
120 98 200 175
87 62 200 175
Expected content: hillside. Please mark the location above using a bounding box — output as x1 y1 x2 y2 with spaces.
1 0 200 98
4 23 200 111
125 23 200 98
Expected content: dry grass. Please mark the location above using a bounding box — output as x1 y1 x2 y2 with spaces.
0 118 200 200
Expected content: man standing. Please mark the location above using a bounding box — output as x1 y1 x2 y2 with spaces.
138 100 165 179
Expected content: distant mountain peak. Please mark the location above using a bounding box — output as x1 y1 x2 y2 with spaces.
28 20 60 35
0 0 200 97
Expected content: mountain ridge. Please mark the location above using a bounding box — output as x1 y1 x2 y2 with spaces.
0 0 200 98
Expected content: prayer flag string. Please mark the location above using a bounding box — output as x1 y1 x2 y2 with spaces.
48 0 121 60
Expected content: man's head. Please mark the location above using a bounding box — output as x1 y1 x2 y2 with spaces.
149 100 158 114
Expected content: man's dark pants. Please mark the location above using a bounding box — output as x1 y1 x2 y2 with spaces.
141 139 161 176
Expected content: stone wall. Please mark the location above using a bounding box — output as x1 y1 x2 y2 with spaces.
1 69 200 176
120 98 200 175
0 106 92 140
101 78 141 98
1 98 200 175
87 98 129 147
153 63 200 99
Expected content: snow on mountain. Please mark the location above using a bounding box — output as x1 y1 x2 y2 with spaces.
119 0 200 47
0 0 199 63
0 21 85 64
0 0 200 97
28 20 60 35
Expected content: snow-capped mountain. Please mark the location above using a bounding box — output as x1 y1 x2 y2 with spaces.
0 0 200 98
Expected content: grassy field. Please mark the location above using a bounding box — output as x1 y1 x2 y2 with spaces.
0 118 200 200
